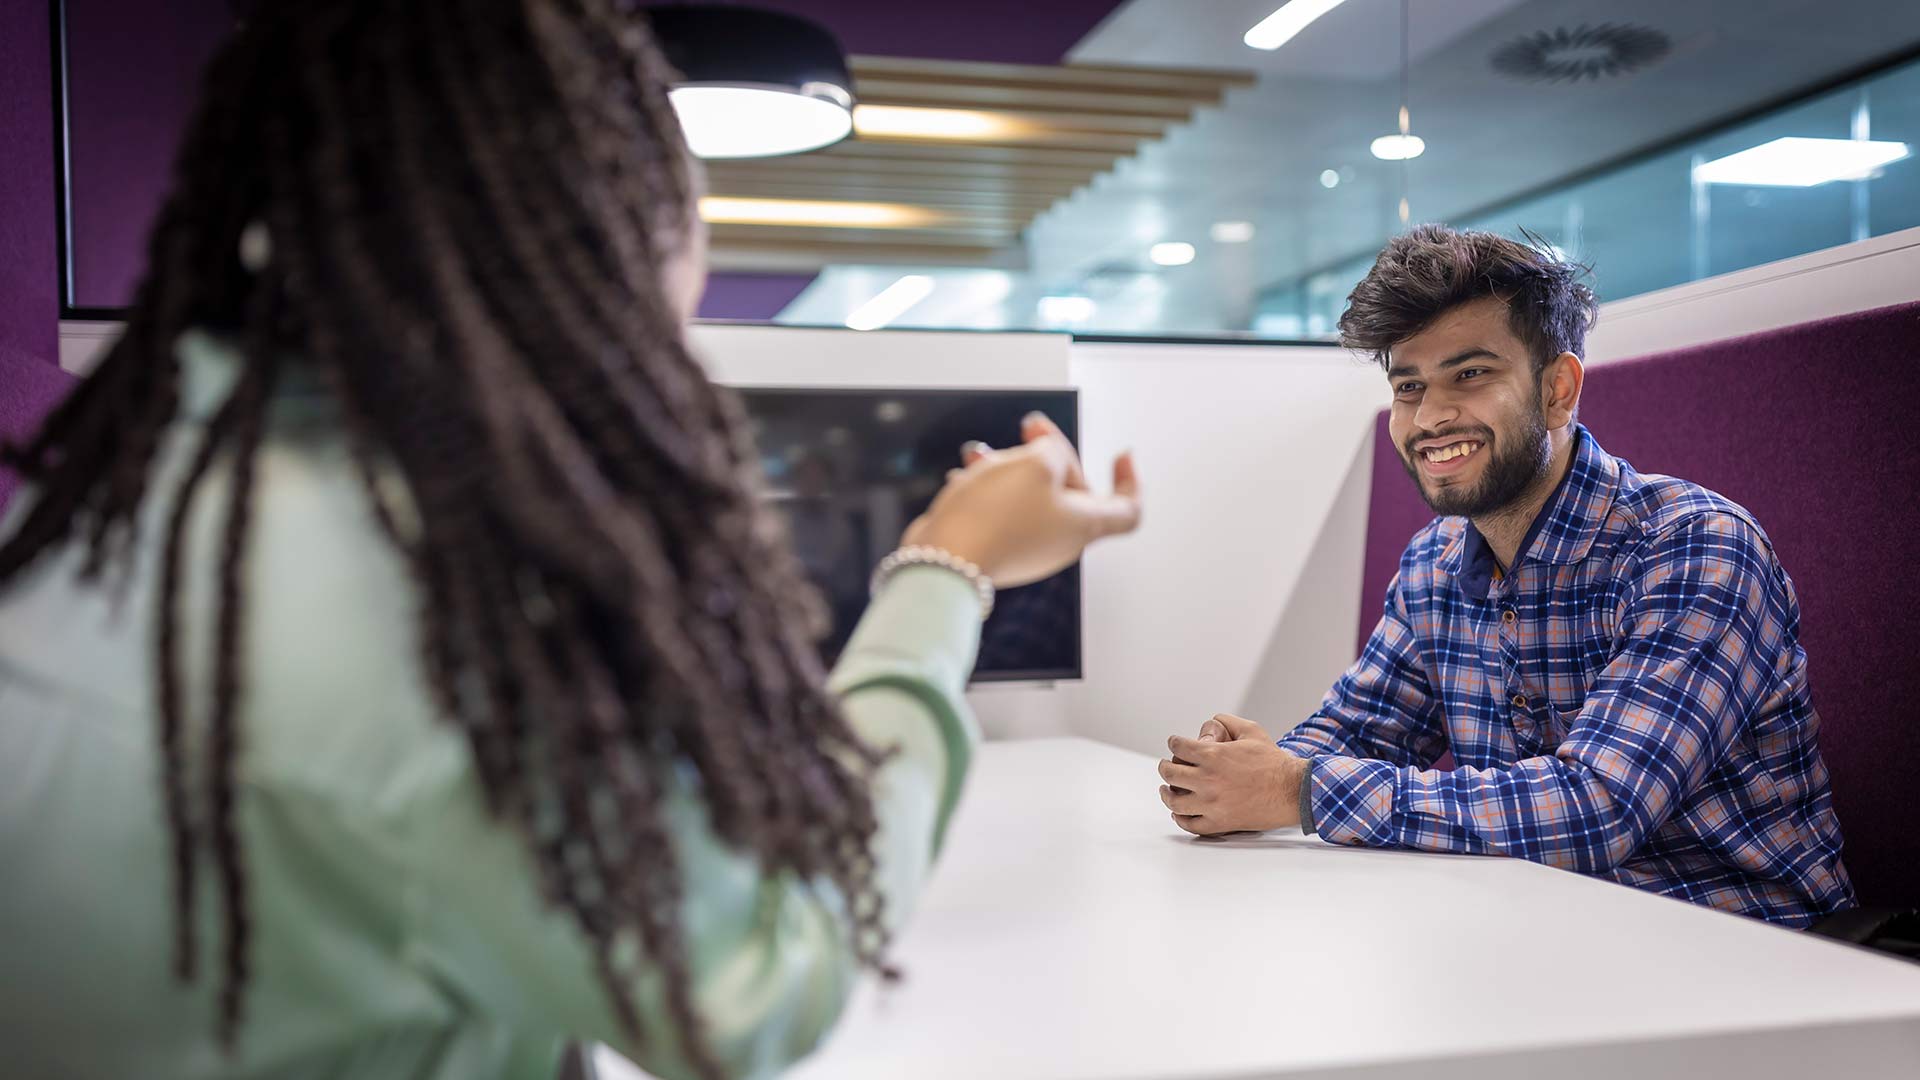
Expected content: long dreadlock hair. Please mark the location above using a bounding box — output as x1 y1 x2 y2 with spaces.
0 2 895 1074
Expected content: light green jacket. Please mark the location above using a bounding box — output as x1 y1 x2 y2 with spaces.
0 332 982 1079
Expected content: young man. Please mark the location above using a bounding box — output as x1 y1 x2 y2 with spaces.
1157 225 1853 926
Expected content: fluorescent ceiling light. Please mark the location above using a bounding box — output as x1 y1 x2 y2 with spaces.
1370 134 1425 161
846 276 936 331
1693 137 1911 187
854 105 1032 141
1038 295 1097 326
1210 221 1256 243
669 86 852 159
1244 0 1351 51
1150 242 1196 266
698 197 940 229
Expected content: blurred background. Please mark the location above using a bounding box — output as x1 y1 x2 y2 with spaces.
45 0 1920 338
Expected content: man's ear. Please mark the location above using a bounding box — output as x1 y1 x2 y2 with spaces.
1541 351 1584 430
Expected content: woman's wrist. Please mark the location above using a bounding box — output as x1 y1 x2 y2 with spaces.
901 523 999 583
871 545 996 620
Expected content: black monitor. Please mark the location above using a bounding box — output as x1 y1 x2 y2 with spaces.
737 387 1081 683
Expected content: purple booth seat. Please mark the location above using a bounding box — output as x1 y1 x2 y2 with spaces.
1356 300 1920 909
0 355 77 514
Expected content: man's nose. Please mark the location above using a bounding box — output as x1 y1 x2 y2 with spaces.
1413 390 1460 433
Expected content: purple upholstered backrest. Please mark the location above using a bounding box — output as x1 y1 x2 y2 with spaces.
0 356 77 514
1356 300 1920 908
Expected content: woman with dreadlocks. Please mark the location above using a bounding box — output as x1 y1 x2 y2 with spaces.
0 2 1141 1078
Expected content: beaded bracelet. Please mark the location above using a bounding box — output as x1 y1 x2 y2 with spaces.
869 545 996 621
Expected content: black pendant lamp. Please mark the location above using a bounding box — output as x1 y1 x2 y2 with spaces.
647 5 856 159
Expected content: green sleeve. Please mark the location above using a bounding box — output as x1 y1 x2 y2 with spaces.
827 564 985 853
397 563 984 1079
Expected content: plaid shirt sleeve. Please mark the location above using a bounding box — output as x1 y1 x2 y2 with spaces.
1274 571 1450 768
1308 512 1783 873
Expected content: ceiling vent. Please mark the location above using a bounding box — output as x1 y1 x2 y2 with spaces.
1490 23 1672 83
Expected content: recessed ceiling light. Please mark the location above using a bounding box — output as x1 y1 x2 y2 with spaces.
1150 242 1197 266
1210 221 1256 243
1038 295 1098 326
1319 169 1340 188
1370 134 1426 161
846 276 936 331
699 197 941 228
1244 0 1353 51
1693 137 1911 187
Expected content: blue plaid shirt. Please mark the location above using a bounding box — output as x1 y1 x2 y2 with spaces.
1279 426 1854 926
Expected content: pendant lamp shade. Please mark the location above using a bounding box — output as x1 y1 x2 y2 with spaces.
648 5 856 159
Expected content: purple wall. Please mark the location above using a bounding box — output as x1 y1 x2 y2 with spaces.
1355 302 1920 908
66 0 230 309
0 0 75 512
708 0 1127 65
698 271 819 322
1 0 57 366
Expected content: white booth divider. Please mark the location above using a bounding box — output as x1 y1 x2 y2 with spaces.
698 323 1390 757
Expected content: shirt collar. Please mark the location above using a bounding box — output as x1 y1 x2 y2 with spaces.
177 328 329 425
1450 425 1618 599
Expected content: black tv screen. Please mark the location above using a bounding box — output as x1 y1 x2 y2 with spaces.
738 387 1081 683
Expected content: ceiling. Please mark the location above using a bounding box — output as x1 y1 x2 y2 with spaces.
702 57 1249 272
748 0 1920 332
663 0 1132 316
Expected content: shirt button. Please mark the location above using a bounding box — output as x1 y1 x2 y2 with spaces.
1511 694 1528 709
1502 609 1516 625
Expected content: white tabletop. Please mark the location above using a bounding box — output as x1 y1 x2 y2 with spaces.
764 737 1920 1080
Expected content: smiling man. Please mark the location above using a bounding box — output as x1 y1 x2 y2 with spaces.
1158 225 1855 926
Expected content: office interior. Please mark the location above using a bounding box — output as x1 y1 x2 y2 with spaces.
3 1 1919 1078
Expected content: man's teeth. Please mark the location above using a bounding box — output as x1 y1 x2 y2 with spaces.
1424 441 1482 463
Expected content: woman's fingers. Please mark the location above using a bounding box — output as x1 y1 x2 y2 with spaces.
1021 413 1087 490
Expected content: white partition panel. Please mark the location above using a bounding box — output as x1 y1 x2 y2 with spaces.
690 323 1070 388
1587 224 1920 365
1063 341 1389 756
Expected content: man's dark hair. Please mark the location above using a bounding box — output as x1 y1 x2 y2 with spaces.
0 2 892 1076
1338 224 1599 373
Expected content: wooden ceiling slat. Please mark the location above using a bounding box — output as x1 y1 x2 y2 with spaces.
816 140 1125 170
706 56 1249 273
708 157 1098 183
849 56 1254 99
853 131 1143 154
854 81 1199 120
706 181 1070 210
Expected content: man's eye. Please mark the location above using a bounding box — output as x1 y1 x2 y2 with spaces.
1394 382 1421 395
1459 368 1486 380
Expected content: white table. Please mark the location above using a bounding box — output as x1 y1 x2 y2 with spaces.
628 738 1920 1078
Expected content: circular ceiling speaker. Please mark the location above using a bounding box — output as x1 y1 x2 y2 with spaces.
1490 23 1672 84
647 5 855 159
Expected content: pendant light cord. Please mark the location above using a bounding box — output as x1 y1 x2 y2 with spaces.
1398 0 1411 226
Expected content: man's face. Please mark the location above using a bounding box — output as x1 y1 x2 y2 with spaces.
1385 296 1552 518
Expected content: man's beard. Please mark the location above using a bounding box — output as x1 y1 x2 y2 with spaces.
1399 406 1551 518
